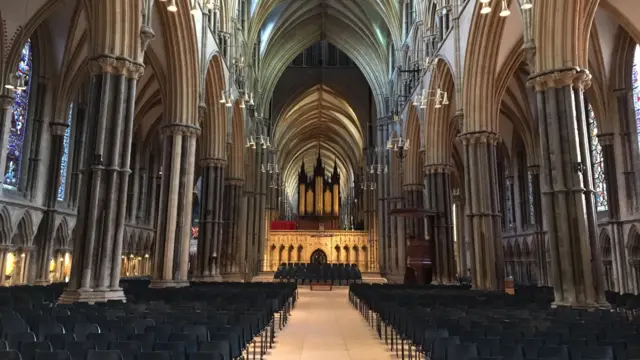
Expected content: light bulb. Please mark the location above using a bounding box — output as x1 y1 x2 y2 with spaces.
190 0 199 15
167 0 178 12
420 100 426 109
521 0 533 9
239 100 245 108
261 165 266 173
413 96 419 106
499 1 510 16
225 99 232 107
480 0 490 2
220 91 226 103
443 92 449 105
480 2 491 14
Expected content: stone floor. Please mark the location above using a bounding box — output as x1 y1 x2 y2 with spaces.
266 287 397 360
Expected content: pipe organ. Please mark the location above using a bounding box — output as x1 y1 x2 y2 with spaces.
297 152 340 218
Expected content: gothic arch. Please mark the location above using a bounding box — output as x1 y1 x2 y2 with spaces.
463 0 513 133
228 100 245 180
0 206 11 244
404 104 421 185
12 211 34 247
424 58 456 167
54 217 71 250
202 54 228 160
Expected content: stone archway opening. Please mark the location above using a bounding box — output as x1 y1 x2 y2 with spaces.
310 249 328 264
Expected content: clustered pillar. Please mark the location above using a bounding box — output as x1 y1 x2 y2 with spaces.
195 158 226 280
151 124 200 288
529 68 608 308
459 132 504 290
527 165 548 286
425 165 456 284
33 121 69 285
59 57 143 303
223 178 244 277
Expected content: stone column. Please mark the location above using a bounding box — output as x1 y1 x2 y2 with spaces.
33 121 69 285
459 132 504 290
528 165 548 286
59 57 143 303
150 124 200 288
598 134 627 293
137 168 148 223
528 68 608 308
25 77 48 201
224 178 244 277
425 165 456 284
129 151 141 224
195 158 226 280
0 96 13 187
452 191 467 276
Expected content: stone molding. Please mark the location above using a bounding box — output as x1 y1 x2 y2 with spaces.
452 111 464 133
199 157 227 167
457 131 501 145
225 178 245 186
527 67 591 91
527 165 541 174
161 124 201 137
0 95 13 108
198 103 208 124
424 164 453 174
49 121 70 136
597 133 614 146
402 183 424 191
87 55 145 79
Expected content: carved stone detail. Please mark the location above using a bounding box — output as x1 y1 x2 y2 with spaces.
88 55 145 79
597 133 614 146
161 124 201 137
140 26 156 52
457 131 501 145
49 121 70 136
199 157 227 167
527 67 591 92
423 164 453 174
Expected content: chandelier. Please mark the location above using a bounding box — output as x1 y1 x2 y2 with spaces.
413 58 449 109
4 74 27 92
480 0 532 16
220 89 254 108
159 0 220 13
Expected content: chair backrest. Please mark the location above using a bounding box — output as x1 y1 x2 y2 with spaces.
7 332 36 350
73 325 100 342
447 344 479 360
152 342 186 360
34 350 72 360
18 341 53 360
0 350 23 360
107 342 141 360
198 342 229 360
86 350 122 360
135 352 171 360
187 352 223 360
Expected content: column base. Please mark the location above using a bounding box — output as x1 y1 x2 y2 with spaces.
148 280 190 288
58 288 126 304
551 300 611 310
384 273 405 284
194 275 224 282
33 279 51 286
221 273 246 282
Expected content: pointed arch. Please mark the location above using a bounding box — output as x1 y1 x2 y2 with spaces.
229 100 246 180
404 104 421 185
202 54 228 160
0 206 11 245
424 58 456 167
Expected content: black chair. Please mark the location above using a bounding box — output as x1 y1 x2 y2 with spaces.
187 352 223 360
0 350 22 360
34 350 72 360
86 350 122 360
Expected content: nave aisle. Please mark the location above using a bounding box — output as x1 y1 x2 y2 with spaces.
266 287 397 360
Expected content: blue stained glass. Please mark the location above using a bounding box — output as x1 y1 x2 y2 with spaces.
587 104 608 212
528 172 535 224
634 46 640 151
57 104 72 201
3 40 33 188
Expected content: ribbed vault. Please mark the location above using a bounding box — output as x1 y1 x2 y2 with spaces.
275 85 364 208
255 0 396 114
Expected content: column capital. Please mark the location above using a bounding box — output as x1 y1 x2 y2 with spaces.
198 103 208 124
597 133 614 146
199 157 227 167
88 55 145 79
402 183 424 191
226 178 244 186
452 111 464 133
527 67 591 92
527 165 541 174
424 164 453 174
0 95 13 108
49 121 70 136
161 124 201 137
457 131 500 145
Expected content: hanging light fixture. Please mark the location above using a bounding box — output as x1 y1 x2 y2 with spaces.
480 1 491 14
167 0 178 12
190 0 200 15
499 0 511 17
521 0 533 9
5 74 17 91
16 76 26 91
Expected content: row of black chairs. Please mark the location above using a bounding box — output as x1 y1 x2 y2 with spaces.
350 283 640 360
0 281 297 360
274 263 362 284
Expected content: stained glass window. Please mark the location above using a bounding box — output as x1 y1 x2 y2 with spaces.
633 46 640 147
3 40 33 188
57 104 72 201
528 172 535 224
587 104 608 212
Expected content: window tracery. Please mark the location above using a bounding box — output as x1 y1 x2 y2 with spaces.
58 104 72 201
587 103 608 212
3 40 33 189
633 45 640 150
